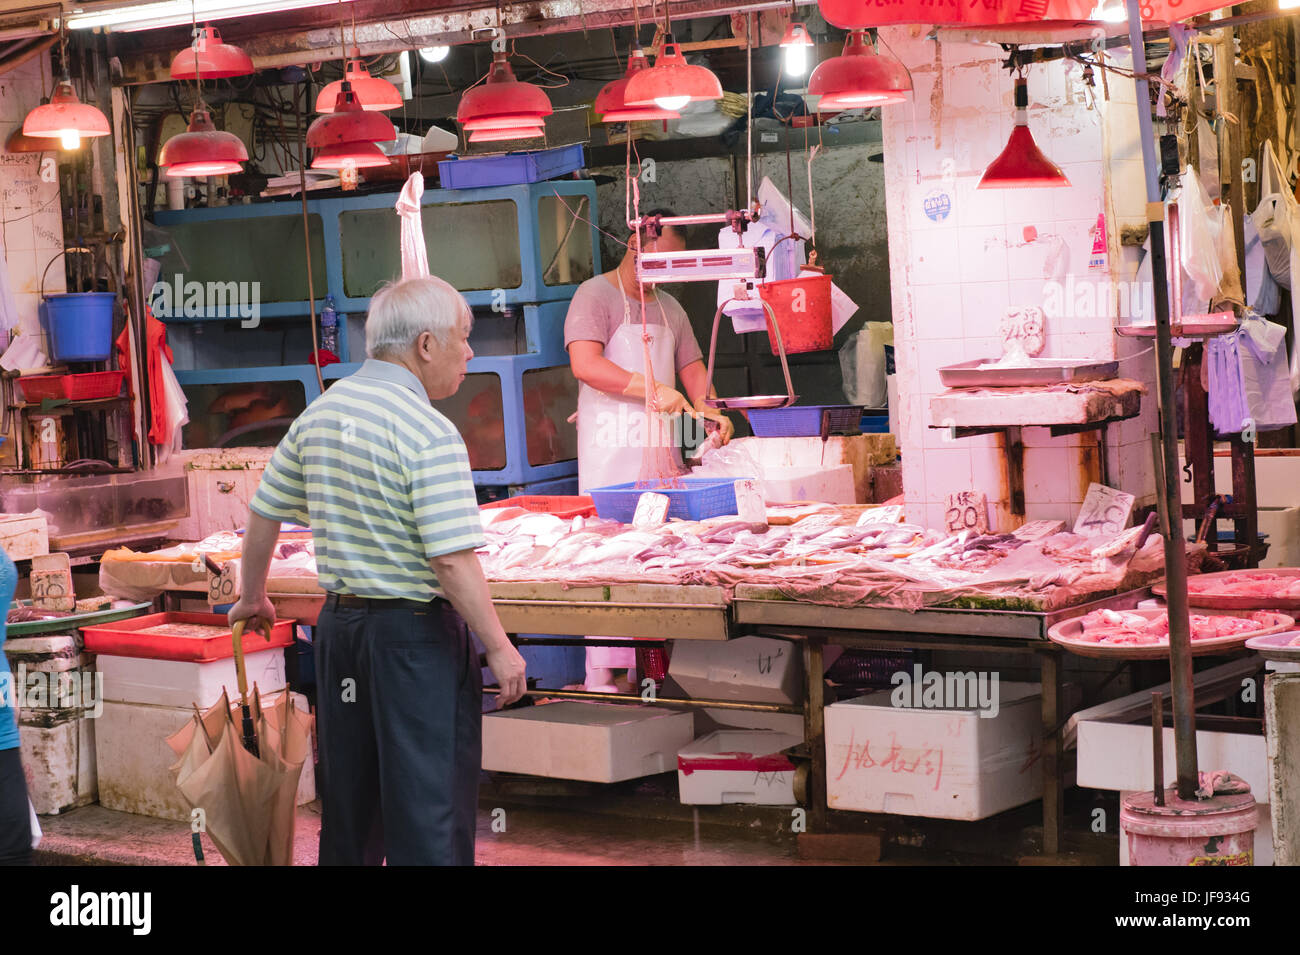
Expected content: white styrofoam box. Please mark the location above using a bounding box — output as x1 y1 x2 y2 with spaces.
668 635 803 705
96 648 287 708
761 465 856 505
481 702 695 783
677 730 801 805
825 682 1043 820
703 708 805 738
96 693 315 822
19 715 96 815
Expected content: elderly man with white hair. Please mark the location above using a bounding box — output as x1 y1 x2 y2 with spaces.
230 275 526 866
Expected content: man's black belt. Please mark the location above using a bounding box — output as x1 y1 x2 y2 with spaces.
324 593 449 612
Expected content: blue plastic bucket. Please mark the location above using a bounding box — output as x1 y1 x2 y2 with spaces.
42 292 116 362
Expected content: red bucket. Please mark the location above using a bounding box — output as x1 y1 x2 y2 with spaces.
758 272 834 355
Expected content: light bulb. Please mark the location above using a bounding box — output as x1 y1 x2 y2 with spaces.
654 94 691 111
1280 0 1300 8
60 130 80 149
420 46 450 63
784 43 808 78
1091 0 1129 19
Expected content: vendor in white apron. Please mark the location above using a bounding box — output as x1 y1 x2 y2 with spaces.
565 210 735 691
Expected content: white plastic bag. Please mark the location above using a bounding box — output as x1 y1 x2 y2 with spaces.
1249 141 1294 289
1243 214 1282 315
839 322 893 409
1239 313 1297 432
396 172 430 280
1179 166 1223 306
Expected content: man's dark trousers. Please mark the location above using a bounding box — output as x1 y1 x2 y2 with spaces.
314 600 482 865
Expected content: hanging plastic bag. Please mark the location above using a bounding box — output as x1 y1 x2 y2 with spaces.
1179 166 1223 307
1243 213 1282 315
396 172 430 280
1209 311 1297 434
1248 141 1294 289
839 322 893 409
1209 203 1244 307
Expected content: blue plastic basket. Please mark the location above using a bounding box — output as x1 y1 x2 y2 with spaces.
588 478 739 523
438 143 585 189
860 415 889 433
748 405 865 438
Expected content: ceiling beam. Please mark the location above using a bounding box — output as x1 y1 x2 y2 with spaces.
106 0 799 85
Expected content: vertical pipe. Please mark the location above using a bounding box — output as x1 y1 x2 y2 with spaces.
1152 691 1165 805
1125 0 1198 799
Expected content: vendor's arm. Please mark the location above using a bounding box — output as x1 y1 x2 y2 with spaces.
679 359 735 444
567 340 636 396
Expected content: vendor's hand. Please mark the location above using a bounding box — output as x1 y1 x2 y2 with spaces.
694 400 735 445
227 593 277 637
485 643 527 707
653 382 694 417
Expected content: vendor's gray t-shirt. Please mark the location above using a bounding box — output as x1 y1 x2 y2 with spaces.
564 272 704 373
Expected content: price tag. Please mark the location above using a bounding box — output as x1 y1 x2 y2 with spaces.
944 491 989 536
207 558 242 607
1013 519 1065 541
30 553 74 611
794 513 839 528
632 492 670 530
1073 483 1135 538
734 479 767 527
856 505 905 526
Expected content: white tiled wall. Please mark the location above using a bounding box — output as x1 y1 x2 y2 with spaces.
0 51 66 356
881 31 1158 531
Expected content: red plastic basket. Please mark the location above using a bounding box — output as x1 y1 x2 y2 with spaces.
481 495 597 520
17 370 125 403
80 612 296 662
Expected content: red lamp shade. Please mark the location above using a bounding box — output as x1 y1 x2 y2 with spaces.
978 76 1070 189
468 125 546 143
169 25 255 80
22 81 110 148
158 107 249 178
624 35 722 110
315 53 402 112
807 29 910 109
594 49 681 122
457 53 552 135
311 141 390 169
306 85 397 150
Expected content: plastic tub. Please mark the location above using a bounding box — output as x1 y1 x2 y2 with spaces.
481 495 596 520
42 292 116 363
588 478 739 523
748 405 865 438
81 612 296 662
758 273 833 355
438 143 585 189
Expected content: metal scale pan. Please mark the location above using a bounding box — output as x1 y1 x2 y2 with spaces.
700 298 797 411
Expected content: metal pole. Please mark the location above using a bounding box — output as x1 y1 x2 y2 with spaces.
1124 0 1198 799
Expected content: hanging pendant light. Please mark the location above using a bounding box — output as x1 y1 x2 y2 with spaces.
307 84 396 148
624 34 722 110
595 48 681 122
456 50 552 142
468 125 546 143
315 49 402 112
779 22 815 79
978 74 1070 189
159 105 249 177
23 78 111 150
807 29 910 110
169 25 254 80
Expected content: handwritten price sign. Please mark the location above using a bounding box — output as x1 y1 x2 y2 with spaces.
944 491 989 536
207 558 242 607
632 492 670 530
1073 483 1135 538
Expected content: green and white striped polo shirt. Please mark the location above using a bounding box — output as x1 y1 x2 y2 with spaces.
249 358 485 600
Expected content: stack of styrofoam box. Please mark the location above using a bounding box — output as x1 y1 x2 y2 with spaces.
677 730 802 805
824 682 1043 820
482 702 694 782
1077 709 1275 866
669 635 805 737
7 634 97 815
95 646 314 821
761 465 856 505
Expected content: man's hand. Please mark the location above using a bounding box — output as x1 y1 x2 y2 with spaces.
227 592 277 636
485 643 527 707
694 399 735 444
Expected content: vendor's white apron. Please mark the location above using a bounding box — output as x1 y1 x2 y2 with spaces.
577 281 680 669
